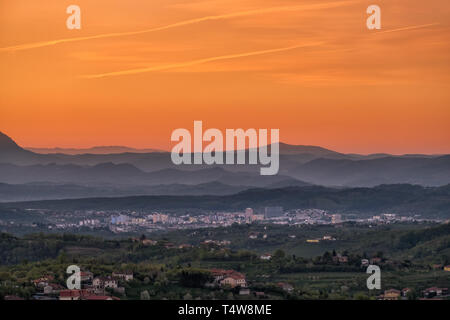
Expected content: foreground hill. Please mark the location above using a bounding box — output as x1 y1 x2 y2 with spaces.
0 223 448 271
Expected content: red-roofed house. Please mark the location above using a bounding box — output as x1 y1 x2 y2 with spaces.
221 273 247 288
80 271 93 283
32 275 54 288
423 287 449 298
83 295 120 300
210 269 235 282
209 269 247 288
383 289 401 300
93 276 118 289
59 289 90 301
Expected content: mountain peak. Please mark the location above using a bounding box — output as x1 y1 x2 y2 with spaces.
0 131 22 151
276 142 340 155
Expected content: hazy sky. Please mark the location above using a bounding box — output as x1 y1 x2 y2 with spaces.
0 0 449 154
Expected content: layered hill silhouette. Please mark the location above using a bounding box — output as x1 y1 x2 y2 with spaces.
1 130 449 188
3 184 449 217
26 146 164 155
0 181 253 202
0 162 306 187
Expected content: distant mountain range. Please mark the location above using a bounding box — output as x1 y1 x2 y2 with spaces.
0 163 308 188
26 146 164 155
1 131 449 188
288 156 450 187
0 181 254 202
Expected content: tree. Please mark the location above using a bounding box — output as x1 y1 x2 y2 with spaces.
323 251 332 261
140 290 150 300
179 269 212 288
183 292 193 300
273 249 285 260
406 290 418 300
354 292 370 300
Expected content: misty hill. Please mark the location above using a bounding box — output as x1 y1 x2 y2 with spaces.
0 162 309 188
290 156 450 187
0 131 173 169
2 132 349 169
27 142 340 156
1 131 449 187
26 146 164 155
0 181 253 202
3 184 449 217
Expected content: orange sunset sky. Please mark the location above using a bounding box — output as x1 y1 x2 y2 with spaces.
0 0 449 154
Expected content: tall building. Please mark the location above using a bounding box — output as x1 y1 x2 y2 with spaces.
264 206 283 218
111 214 129 225
331 214 342 224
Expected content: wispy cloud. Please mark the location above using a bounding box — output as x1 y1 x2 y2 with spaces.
268 23 443 87
0 1 356 52
81 42 325 79
372 23 439 35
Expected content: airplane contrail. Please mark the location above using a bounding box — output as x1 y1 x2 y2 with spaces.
372 23 439 35
81 42 325 79
0 1 356 52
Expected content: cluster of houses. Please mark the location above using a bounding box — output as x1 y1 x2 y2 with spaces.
259 251 365 265
133 237 232 250
59 289 120 301
380 287 449 300
421 287 449 299
238 282 293 298
202 239 231 246
17 259 450 301
31 275 65 299
361 257 383 267
30 270 134 300
305 235 337 243
206 268 294 298
332 254 348 264
432 264 450 272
